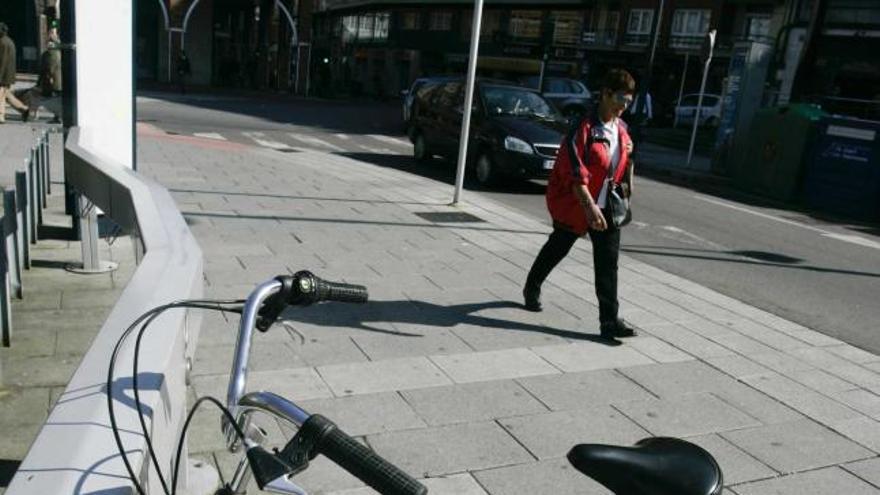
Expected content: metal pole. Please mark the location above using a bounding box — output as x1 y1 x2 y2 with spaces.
687 31 715 167
305 43 312 97
674 53 689 128
452 0 484 205
295 44 301 94
167 30 172 82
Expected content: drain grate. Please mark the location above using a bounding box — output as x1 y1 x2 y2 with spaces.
414 211 485 223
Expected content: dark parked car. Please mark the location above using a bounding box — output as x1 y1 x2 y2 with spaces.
400 76 457 130
408 78 568 185
520 76 592 117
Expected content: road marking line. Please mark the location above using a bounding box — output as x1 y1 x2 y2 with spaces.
367 134 411 148
243 131 295 151
821 233 880 250
289 133 345 152
193 132 226 140
693 195 880 251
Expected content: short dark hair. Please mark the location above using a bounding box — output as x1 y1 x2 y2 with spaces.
600 68 636 95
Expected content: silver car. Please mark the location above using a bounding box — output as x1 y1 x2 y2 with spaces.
520 76 592 117
674 93 722 127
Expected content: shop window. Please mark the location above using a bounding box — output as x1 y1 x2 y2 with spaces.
358 14 374 41
429 12 453 31
552 11 582 45
400 12 420 30
374 13 389 40
509 10 542 39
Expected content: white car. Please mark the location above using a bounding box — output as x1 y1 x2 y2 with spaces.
674 93 722 127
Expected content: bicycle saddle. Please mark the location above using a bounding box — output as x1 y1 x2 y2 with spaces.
567 437 723 495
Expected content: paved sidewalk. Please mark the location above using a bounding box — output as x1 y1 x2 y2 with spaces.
136 125 880 494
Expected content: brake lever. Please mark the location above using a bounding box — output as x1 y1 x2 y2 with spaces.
245 440 309 495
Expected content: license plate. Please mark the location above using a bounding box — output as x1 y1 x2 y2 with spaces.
544 159 555 170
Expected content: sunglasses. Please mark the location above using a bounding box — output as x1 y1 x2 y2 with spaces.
612 92 634 107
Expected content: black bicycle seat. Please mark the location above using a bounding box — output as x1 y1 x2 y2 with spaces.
567 437 723 495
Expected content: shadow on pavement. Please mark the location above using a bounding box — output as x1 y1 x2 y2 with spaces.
289 299 617 346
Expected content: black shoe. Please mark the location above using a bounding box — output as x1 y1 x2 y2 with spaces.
598 330 623 346
522 286 542 312
22 108 31 123
600 319 637 338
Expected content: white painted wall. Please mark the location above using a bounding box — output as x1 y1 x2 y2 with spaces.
76 0 134 169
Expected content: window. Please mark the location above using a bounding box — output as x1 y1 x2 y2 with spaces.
602 11 620 45
744 14 771 40
626 9 653 45
670 9 711 48
481 10 502 40
374 13 389 40
552 11 583 45
509 10 543 39
429 12 453 31
342 16 358 42
435 82 463 108
400 12 420 30
357 14 374 41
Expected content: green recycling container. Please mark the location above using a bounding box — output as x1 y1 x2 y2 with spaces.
733 104 826 202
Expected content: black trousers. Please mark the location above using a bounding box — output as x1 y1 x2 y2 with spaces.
525 223 621 325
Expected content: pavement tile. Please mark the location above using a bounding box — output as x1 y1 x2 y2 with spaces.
400 380 548 426
286 329 369 366
430 348 559 383
747 351 815 374
826 345 880 364
317 357 452 396
351 329 472 360
705 355 773 379
191 367 333 402
0 422 42 459
832 389 880 418
686 434 777 485
638 323 735 359
299 392 426 437
448 322 572 352
191 341 307 376
722 419 874 473
624 336 695 363
516 369 656 411
531 342 654 373
787 347 855 369
742 372 863 425
784 369 858 395
330 473 488 495
828 416 880 453
843 457 880 489
367 421 533 477
712 381 804 425
499 406 650 459
473 457 611 495
618 360 738 398
732 466 879 495
0 329 57 358
615 393 760 437
0 355 80 388
0 388 50 427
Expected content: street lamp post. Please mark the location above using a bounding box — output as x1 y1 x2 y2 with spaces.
451 0 484 205
687 29 716 167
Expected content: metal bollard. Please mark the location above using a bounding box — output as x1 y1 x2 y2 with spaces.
14 172 29 269
27 155 37 244
43 132 52 195
0 221 11 347
3 191 21 299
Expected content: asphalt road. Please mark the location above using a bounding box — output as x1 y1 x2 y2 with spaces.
137 92 880 354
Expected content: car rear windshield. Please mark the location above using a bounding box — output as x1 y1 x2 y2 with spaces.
481 86 558 118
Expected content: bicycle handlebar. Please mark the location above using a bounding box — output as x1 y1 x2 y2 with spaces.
296 414 426 495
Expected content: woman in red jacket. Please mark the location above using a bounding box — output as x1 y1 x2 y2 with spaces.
524 68 637 345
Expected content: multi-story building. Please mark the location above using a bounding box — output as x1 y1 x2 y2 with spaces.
310 0 790 113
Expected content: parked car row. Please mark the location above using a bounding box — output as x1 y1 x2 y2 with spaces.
400 75 723 187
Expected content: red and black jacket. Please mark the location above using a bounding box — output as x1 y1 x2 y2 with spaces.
546 113 632 235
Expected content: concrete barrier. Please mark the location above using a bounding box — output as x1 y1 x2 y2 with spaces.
7 126 204 494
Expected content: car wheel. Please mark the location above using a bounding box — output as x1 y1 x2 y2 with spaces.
413 133 431 162
475 154 496 186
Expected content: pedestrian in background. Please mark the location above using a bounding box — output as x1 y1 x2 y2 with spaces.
176 49 191 94
28 27 62 123
0 22 31 123
523 68 637 345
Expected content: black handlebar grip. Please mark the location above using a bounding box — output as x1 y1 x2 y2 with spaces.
313 277 369 304
305 415 427 495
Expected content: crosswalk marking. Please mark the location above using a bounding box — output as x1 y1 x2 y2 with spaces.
243 131 296 151
289 133 346 152
193 132 226 140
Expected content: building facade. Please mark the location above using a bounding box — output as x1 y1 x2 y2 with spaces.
310 0 791 113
